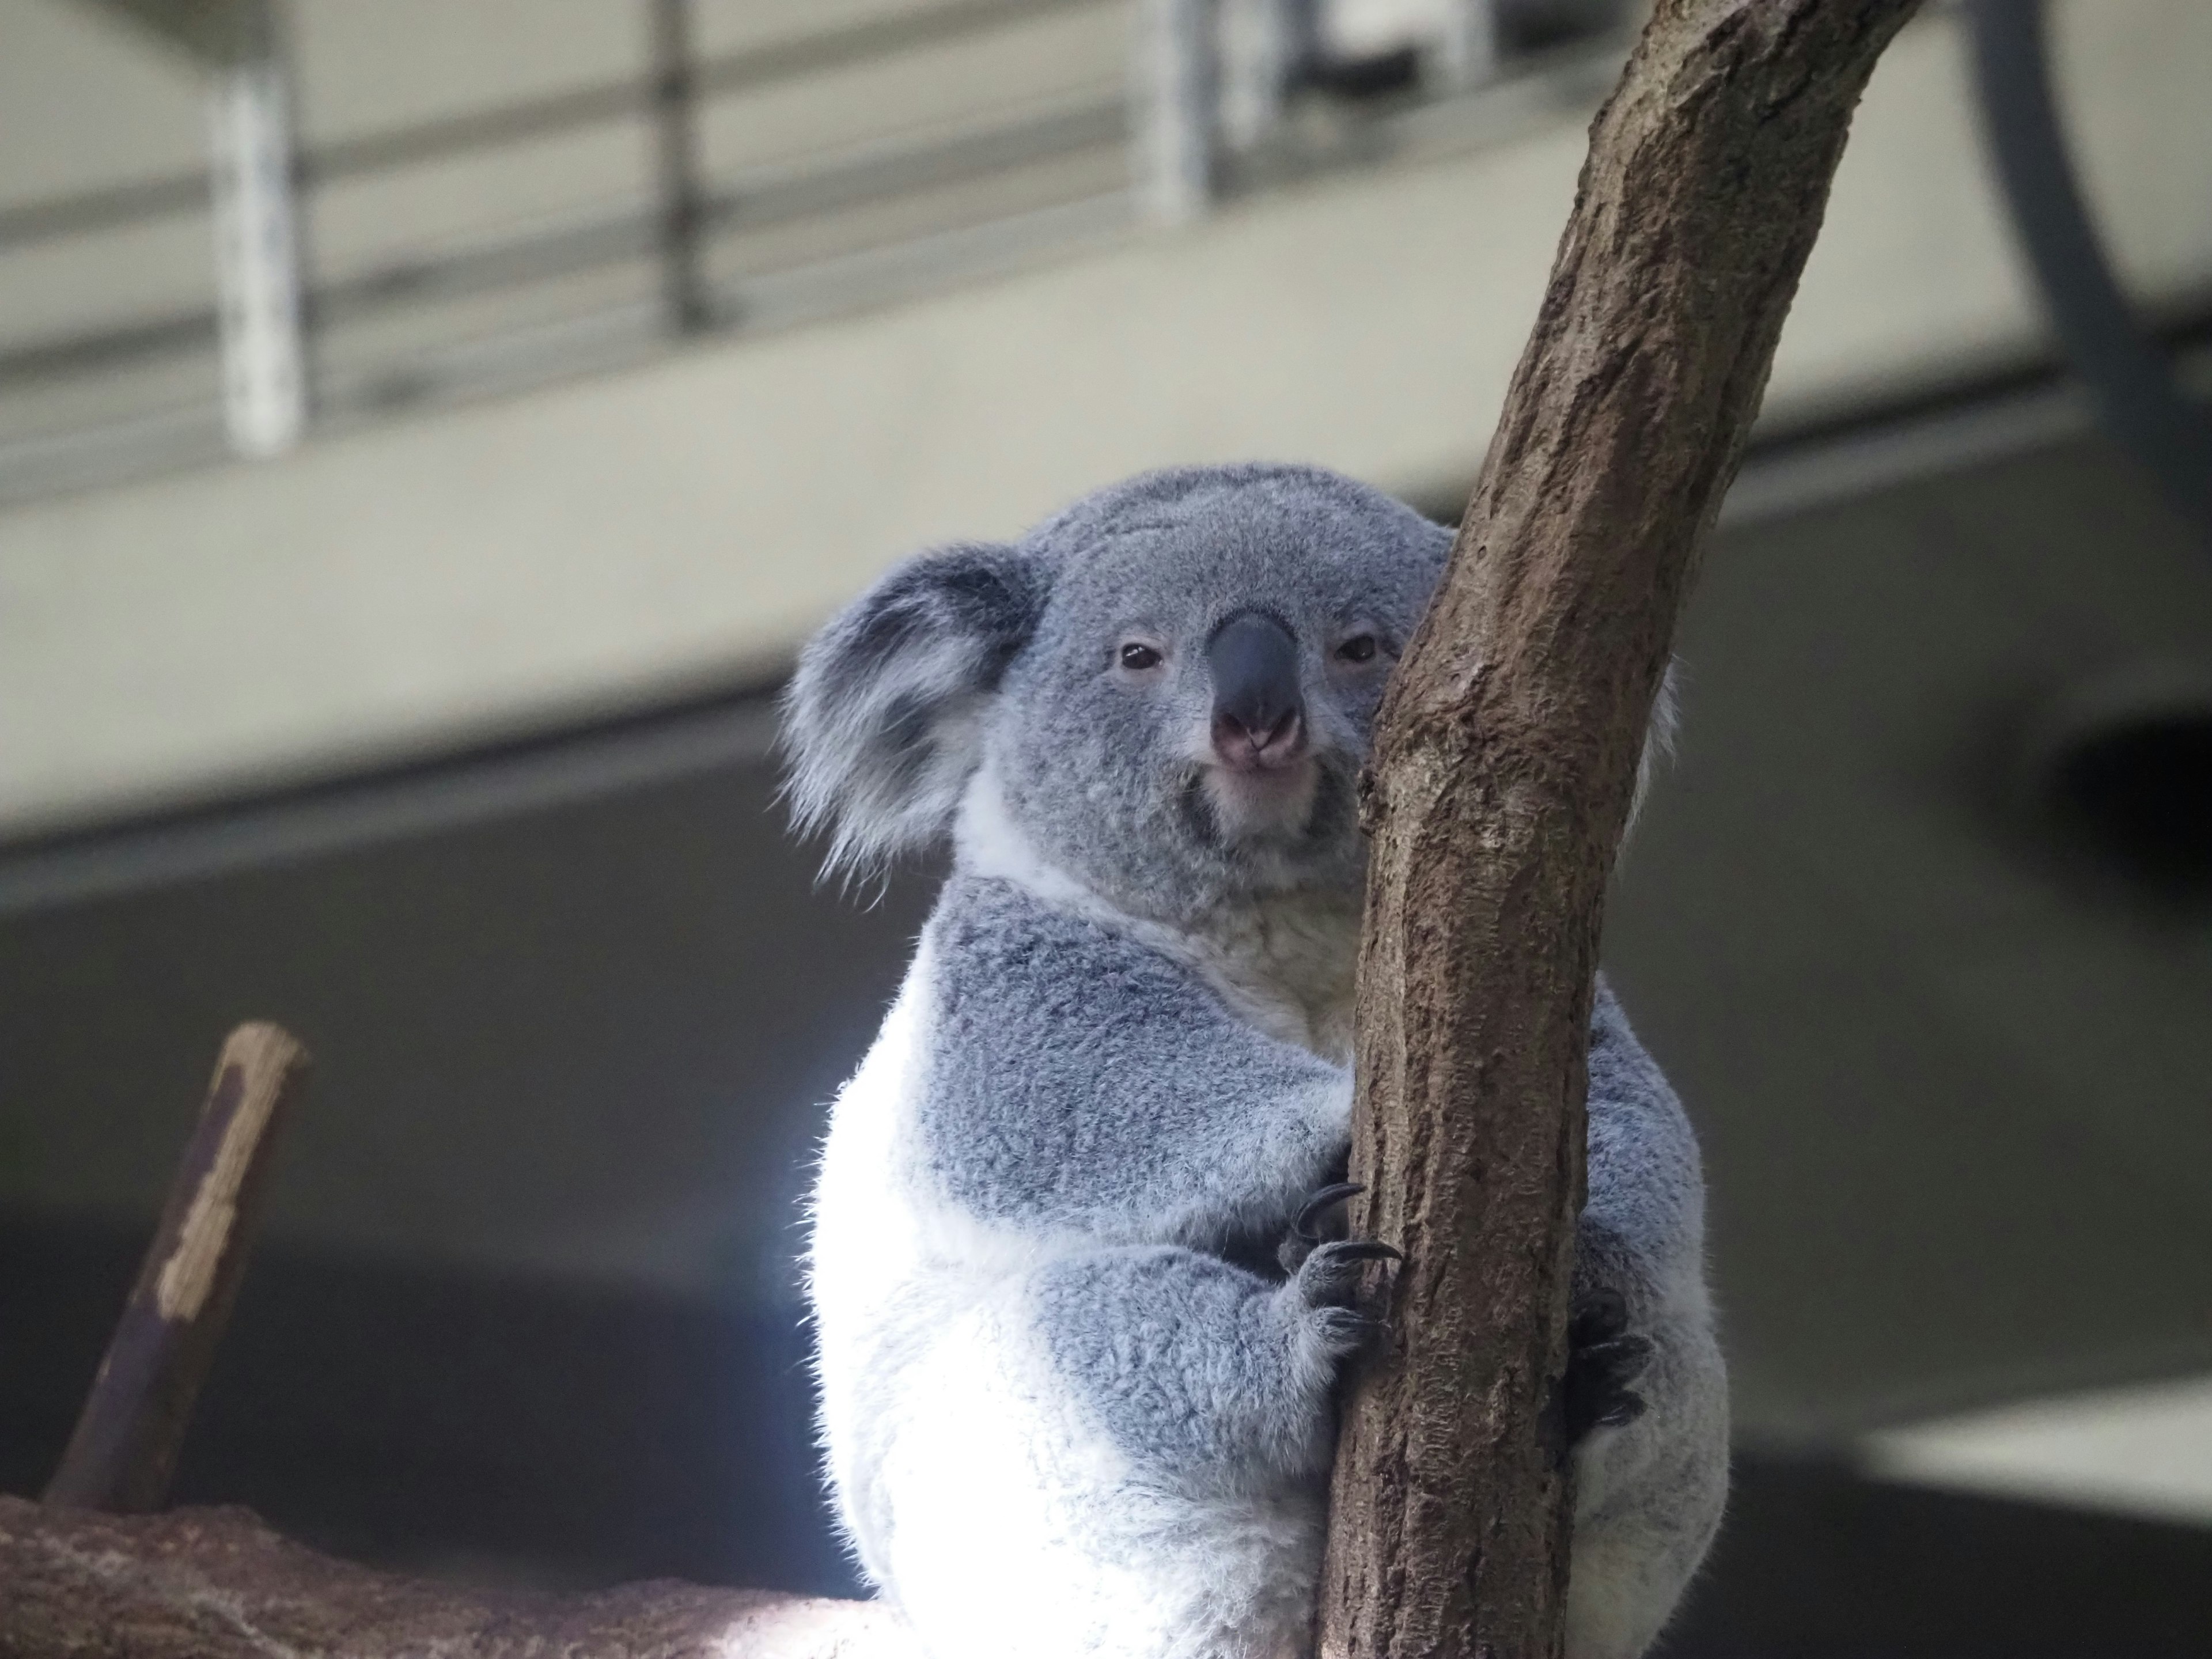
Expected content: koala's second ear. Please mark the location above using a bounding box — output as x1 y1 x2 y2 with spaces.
1627 657 1684 836
780 541 1043 879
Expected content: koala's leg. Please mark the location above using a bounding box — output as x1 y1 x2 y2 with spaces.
873 1238 1388 1659
981 1240 1389 1659
1561 1220 1729 1659
1555 980 1729 1659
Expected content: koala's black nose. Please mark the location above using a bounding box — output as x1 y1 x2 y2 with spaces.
1207 611 1304 764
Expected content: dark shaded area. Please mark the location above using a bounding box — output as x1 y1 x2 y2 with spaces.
1667 1458 2212 1657
2046 709 2212 903
7 1208 2210 1651
1604 427 2212 1434
0 1213 858 1597
1306 46 1425 102
0 756 932 1316
1496 0 1635 55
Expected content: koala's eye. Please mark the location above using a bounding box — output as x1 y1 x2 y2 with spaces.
1335 633 1380 664
1118 641 1165 672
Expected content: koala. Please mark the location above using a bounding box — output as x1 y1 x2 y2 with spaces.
783 464 1726 1659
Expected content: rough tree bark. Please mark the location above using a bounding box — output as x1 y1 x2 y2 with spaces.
1317 4 1919 1658
0 1499 910 1659
0 2 1919 1652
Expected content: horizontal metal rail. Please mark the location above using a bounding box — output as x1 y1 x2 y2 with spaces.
0 0 1116 251
0 96 1126 391
0 1 1639 505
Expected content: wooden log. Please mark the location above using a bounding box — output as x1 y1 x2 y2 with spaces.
42 1022 311 1513
1316 3 1921 1657
0 1496 911 1659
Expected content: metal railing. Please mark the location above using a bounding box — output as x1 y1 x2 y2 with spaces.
0 0 1628 506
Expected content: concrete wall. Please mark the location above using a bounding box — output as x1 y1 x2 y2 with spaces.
4 0 2210 837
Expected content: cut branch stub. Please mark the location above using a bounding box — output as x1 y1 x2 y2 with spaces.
1316 3 1922 1658
42 1021 312 1513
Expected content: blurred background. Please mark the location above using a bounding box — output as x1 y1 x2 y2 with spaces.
2 0 2210 1650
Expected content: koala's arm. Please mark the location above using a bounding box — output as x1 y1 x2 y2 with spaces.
1027 1237 1385 1492
1565 979 1729 1658
919 875 1350 1247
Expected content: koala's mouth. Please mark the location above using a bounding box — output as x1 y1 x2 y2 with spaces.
1185 756 1318 849
1175 760 1358 880
1199 757 1320 843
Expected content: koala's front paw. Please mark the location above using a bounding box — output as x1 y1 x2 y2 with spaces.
1293 1240 1401 1359
1564 1287 1652 1444
1283 1184 1400 1363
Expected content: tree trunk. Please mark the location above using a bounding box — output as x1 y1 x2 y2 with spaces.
1316 4 1919 1658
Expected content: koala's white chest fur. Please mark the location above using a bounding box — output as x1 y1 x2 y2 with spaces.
1166 889 1361 1063
955 767 1361 1061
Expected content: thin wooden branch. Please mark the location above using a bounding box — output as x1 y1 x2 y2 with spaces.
42 1022 311 1513
1316 3 1920 1657
0 1497 911 1659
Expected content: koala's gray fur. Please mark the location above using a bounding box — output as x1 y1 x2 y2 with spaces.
784 463 1726 1659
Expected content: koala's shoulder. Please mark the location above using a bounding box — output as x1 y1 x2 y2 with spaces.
912 876 1327 1226
1584 975 1705 1267
1588 977 1677 1120
926 875 1227 1048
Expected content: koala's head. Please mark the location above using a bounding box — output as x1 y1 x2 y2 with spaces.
781 464 1453 922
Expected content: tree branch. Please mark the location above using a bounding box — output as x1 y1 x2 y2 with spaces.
1317 3 1919 1657
43 1022 311 1513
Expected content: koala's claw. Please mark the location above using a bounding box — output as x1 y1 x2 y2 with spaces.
1279 1180 1369 1274
1294 1181 1366 1241
1297 1239 1396 1362
1318 1238 1403 1268
1294 1237 1402 1313
1565 1289 1652 1444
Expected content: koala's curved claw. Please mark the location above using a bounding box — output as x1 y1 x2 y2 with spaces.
1294 1181 1366 1241
1586 1331 1653 1366
1596 1392 1649 1430
1324 1240 1402 1265
1295 1237 1404 1310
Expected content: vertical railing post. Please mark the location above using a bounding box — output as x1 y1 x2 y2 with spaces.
1133 0 1217 224
206 10 307 459
1218 0 1300 154
651 0 714 334
1431 0 1501 93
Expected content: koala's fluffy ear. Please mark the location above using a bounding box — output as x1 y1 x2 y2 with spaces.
781 541 1044 879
